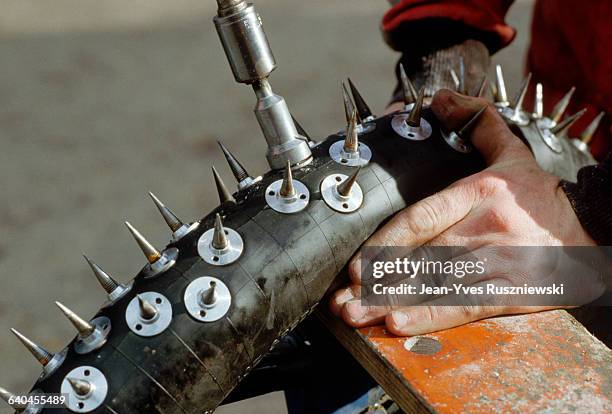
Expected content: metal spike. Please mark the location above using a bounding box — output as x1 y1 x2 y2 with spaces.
217 141 250 182
337 168 361 198
347 78 373 120
67 378 92 396
494 65 509 105
512 73 532 113
137 295 158 320
148 192 183 232
55 302 95 337
457 106 488 140
550 109 587 136
449 69 460 92
550 87 576 124
580 112 605 144
399 63 418 105
125 221 161 264
201 285 217 306
292 115 311 142
533 82 544 118
83 255 120 294
10 329 53 366
406 87 425 128
341 82 357 124
475 75 488 98
0 386 27 411
212 213 229 250
212 166 236 205
343 110 359 153
279 161 296 198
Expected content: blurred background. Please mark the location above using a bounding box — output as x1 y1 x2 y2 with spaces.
0 0 533 412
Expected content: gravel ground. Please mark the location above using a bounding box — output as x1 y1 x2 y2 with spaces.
0 1 533 412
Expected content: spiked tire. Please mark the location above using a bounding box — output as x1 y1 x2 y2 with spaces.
3 2 604 413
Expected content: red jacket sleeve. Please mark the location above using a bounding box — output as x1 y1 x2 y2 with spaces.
383 0 516 53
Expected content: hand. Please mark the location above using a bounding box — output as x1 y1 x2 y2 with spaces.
331 89 602 336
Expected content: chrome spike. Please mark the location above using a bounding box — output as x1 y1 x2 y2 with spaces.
347 78 373 120
0 386 26 411
212 213 229 250
550 87 576 124
83 255 120 294
533 82 544 118
279 161 296 198
137 295 158 320
580 112 605 144
406 87 425 128
11 329 53 366
342 82 358 124
475 75 488 98
494 65 509 105
201 284 218 306
55 302 95 337
399 63 418 105
212 166 236 205
458 106 488 140
217 141 251 183
125 221 161 264
512 72 532 114
550 108 587 136
337 167 361 198
67 378 92 397
344 110 359 153
148 192 183 232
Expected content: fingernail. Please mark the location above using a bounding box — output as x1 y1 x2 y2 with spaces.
335 288 355 306
391 311 409 328
346 300 366 322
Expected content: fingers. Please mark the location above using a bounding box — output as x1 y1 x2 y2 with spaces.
431 89 531 165
341 300 388 328
329 284 360 316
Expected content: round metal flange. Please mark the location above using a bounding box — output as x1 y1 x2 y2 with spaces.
537 127 563 153
125 292 172 337
61 366 108 413
74 316 111 354
103 280 132 305
171 222 200 242
40 348 67 380
143 247 178 278
320 174 364 213
536 117 555 130
197 226 244 266
184 277 231 322
265 179 310 214
441 130 473 154
391 114 432 141
572 139 589 154
329 140 372 167
500 106 530 126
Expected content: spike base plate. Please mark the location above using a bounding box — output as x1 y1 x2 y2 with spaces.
337 122 376 137
320 174 364 213
265 179 310 214
500 107 530 126
441 130 474 154
329 140 372 167
61 366 108 413
143 247 179 278
184 277 232 322
572 139 589 153
172 222 200 242
74 316 111 355
197 226 244 266
391 114 432 141
125 292 172 337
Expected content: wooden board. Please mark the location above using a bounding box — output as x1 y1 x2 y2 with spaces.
319 309 612 413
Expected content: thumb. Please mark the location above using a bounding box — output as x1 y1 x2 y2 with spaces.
431 89 531 165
